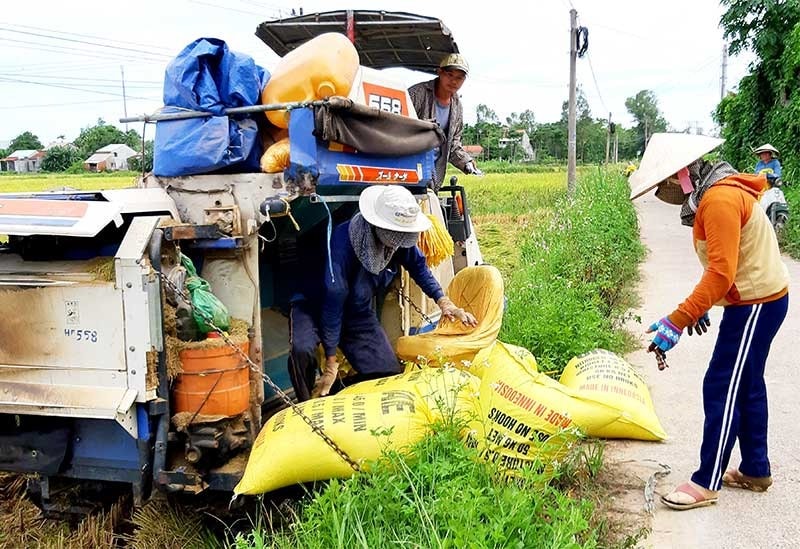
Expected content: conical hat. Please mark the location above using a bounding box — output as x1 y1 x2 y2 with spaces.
753 143 779 156
629 133 724 200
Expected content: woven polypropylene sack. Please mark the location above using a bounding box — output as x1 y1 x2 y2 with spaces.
559 349 667 441
396 265 504 367
467 341 622 477
234 368 479 495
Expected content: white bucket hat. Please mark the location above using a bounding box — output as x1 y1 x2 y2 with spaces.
629 133 724 200
753 143 779 156
358 185 431 233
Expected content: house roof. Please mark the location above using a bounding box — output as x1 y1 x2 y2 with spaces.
464 145 483 155
2 149 40 161
96 143 131 153
85 152 111 164
85 144 136 163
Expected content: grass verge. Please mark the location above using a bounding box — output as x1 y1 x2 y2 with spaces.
498 168 645 375
232 422 623 549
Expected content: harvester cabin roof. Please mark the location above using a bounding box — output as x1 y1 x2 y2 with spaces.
255 10 459 75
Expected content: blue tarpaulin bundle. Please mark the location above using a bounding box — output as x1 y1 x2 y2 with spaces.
154 38 270 177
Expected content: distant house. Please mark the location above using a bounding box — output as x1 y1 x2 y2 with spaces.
464 145 484 157
84 144 137 172
0 149 46 173
45 137 74 150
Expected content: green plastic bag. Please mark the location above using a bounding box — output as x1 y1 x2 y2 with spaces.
180 254 230 334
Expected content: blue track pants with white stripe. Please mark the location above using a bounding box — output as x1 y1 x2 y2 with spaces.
691 294 788 491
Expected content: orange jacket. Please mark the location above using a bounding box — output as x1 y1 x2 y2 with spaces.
669 174 789 329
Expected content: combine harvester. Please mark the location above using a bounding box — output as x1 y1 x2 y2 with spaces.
0 10 482 514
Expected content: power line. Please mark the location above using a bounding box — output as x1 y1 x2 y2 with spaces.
584 52 608 114
0 38 168 65
0 73 161 84
0 27 172 58
0 76 158 101
0 21 176 54
0 58 121 73
0 98 155 110
187 0 282 17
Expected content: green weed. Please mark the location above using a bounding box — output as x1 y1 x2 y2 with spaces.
499 168 645 375
234 421 605 549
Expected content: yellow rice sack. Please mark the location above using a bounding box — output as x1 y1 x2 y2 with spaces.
467 340 538 380
234 368 479 495
260 137 290 173
559 349 667 441
396 265 504 366
468 341 621 475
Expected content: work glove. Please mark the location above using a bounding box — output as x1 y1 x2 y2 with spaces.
437 296 478 327
646 316 682 353
312 356 339 398
687 312 711 336
466 161 484 177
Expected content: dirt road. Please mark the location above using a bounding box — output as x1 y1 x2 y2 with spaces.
611 193 800 549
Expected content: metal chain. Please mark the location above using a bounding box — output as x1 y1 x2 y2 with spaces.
154 265 361 472
396 288 435 327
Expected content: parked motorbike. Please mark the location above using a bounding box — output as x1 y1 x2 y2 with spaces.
760 174 789 233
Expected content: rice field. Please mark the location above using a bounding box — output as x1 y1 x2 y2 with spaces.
0 172 140 193
466 171 566 279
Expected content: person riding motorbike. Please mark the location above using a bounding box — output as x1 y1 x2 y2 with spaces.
753 144 782 178
753 144 788 232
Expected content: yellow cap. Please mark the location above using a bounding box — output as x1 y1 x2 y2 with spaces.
439 53 469 75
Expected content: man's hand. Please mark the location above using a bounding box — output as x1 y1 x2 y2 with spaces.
437 296 478 327
687 312 711 336
646 316 682 353
312 356 339 398
466 161 484 177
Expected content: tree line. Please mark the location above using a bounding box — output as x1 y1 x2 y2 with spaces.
1 119 152 173
4 83 683 173
715 0 800 178
462 86 674 165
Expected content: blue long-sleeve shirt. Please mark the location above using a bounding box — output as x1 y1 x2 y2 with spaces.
318 220 444 357
755 158 782 177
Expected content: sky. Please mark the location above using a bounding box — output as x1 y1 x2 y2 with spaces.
0 0 754 146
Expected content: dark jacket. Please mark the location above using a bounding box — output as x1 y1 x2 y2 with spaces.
310 220 444 357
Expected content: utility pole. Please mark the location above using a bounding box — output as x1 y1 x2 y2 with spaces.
614 132 619 163
567 8 577 194
120 65 129 132
605 112 611 164
720 42 728 101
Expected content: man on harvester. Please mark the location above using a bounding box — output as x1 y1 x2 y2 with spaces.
409 53 484 190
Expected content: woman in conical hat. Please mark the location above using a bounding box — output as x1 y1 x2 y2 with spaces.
630 133 789 511
753 143 782 178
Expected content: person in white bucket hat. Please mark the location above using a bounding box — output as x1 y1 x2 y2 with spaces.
287 185 477 400
753 143 782 178
630 133 789 510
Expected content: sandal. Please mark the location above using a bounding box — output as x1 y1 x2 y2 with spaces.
661 482 719 511
722 468 772 492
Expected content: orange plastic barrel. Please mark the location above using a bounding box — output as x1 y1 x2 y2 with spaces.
173 341 250 417
262 32 360 128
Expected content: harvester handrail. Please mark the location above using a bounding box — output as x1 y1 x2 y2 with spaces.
120 99 328 124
